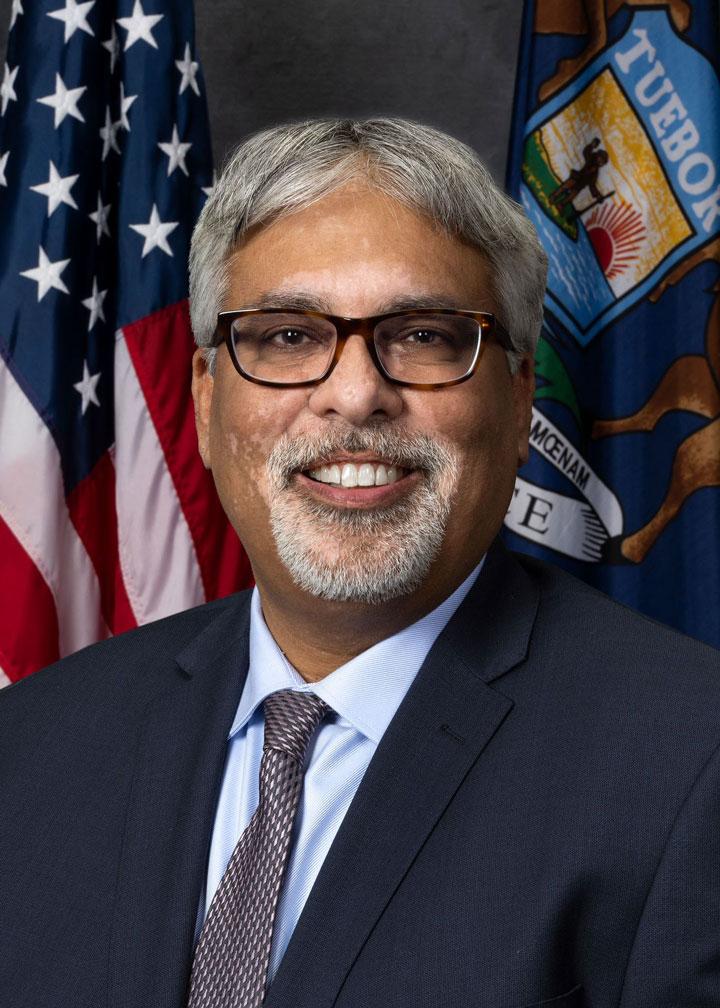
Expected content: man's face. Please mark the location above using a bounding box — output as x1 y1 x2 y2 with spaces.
192 182 533 605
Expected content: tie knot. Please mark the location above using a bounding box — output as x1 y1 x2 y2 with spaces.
262 689 330 763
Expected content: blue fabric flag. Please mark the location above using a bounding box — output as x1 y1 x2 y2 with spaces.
504 0 720 648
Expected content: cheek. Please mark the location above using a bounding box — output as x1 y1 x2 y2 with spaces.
421 386 513 471
209 395 272 513
208 383 307 515
424 390 519 531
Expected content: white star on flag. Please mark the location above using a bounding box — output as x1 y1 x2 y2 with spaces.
129 204 178 257
158 124 191 176
89 193 111 240
0 151 8 187
102 25 120 72
201 171 217 198
73 360 101 415
10 0 23 31
116 0 163 51
99 106 122 159
175 42 200 96
20 246 70 301
1 63 19 116
81 277 108 331
119 82 137 130
47 0 95 43
30 161 79 216
37 73 86 127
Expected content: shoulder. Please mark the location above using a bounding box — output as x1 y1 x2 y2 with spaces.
514 549 719 672
498 549 720 761
0 590 252 744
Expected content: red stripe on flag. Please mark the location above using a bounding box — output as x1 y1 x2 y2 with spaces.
0 514 60 681
123 300 253 600
66 451 137 635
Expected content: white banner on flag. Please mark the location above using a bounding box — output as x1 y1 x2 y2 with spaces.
506 407 624 561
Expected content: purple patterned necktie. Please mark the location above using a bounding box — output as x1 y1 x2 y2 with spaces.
187 688 331 1008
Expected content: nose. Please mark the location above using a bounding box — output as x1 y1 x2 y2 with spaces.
307 332 404 425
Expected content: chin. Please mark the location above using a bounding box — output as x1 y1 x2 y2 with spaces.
269 491 448 604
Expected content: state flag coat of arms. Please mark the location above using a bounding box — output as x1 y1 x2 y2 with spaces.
505 0 720 648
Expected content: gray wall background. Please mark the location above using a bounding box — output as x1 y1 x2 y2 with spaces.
1 0 523 183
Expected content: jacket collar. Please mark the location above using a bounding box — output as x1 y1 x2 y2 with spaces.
264 538 539 1008
108 595 253 1008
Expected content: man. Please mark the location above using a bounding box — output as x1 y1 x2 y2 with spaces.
549 137 610 212
1 118 719 1008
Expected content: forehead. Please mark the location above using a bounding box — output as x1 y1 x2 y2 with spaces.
223 182 496 315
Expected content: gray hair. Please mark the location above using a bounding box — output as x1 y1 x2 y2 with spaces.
189 117 547 374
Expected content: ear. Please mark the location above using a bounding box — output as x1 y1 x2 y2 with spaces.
511 354 535 468
191 348 214 469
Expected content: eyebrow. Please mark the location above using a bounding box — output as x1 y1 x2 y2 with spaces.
376 294 468 313
249 291 334 312
245 290 471 315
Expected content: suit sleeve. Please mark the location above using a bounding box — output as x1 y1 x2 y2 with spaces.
618 738 720 1007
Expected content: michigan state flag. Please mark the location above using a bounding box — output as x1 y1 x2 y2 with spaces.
505 1 720 648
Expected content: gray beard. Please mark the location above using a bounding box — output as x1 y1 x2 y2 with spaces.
266 428 459 604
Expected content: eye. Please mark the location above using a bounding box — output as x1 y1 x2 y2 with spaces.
396 327 451 345
264 327 315 347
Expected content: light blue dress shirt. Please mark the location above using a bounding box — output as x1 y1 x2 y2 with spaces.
200 558 484 983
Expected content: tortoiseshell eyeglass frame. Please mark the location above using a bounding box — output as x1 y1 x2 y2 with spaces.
212 307 513 390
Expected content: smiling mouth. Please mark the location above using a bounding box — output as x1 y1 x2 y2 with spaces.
302 460 410 488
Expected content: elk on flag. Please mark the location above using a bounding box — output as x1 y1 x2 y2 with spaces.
505 0 720 648
0 0 251 684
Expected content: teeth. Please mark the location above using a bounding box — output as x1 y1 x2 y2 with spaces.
341 463 358 488
357 464 375 487
306 462 405 487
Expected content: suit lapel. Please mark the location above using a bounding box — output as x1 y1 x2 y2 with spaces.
265 542 539 1008
108 593 253 1008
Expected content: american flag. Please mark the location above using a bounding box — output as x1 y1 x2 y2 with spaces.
0 0 251 684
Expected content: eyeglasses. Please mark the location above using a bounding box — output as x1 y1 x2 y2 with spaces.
213 307 512 389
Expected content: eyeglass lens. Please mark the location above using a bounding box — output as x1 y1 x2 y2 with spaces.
229 312 481 385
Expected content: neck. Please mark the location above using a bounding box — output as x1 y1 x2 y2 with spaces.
256 559 480 683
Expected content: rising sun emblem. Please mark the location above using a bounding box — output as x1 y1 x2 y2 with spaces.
584 199 645 279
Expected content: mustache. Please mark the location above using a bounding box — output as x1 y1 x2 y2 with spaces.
266 427 456 487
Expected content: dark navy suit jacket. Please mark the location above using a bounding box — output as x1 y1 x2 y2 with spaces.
2 541 720 1008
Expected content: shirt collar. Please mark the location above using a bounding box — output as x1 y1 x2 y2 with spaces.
229 557 484 745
